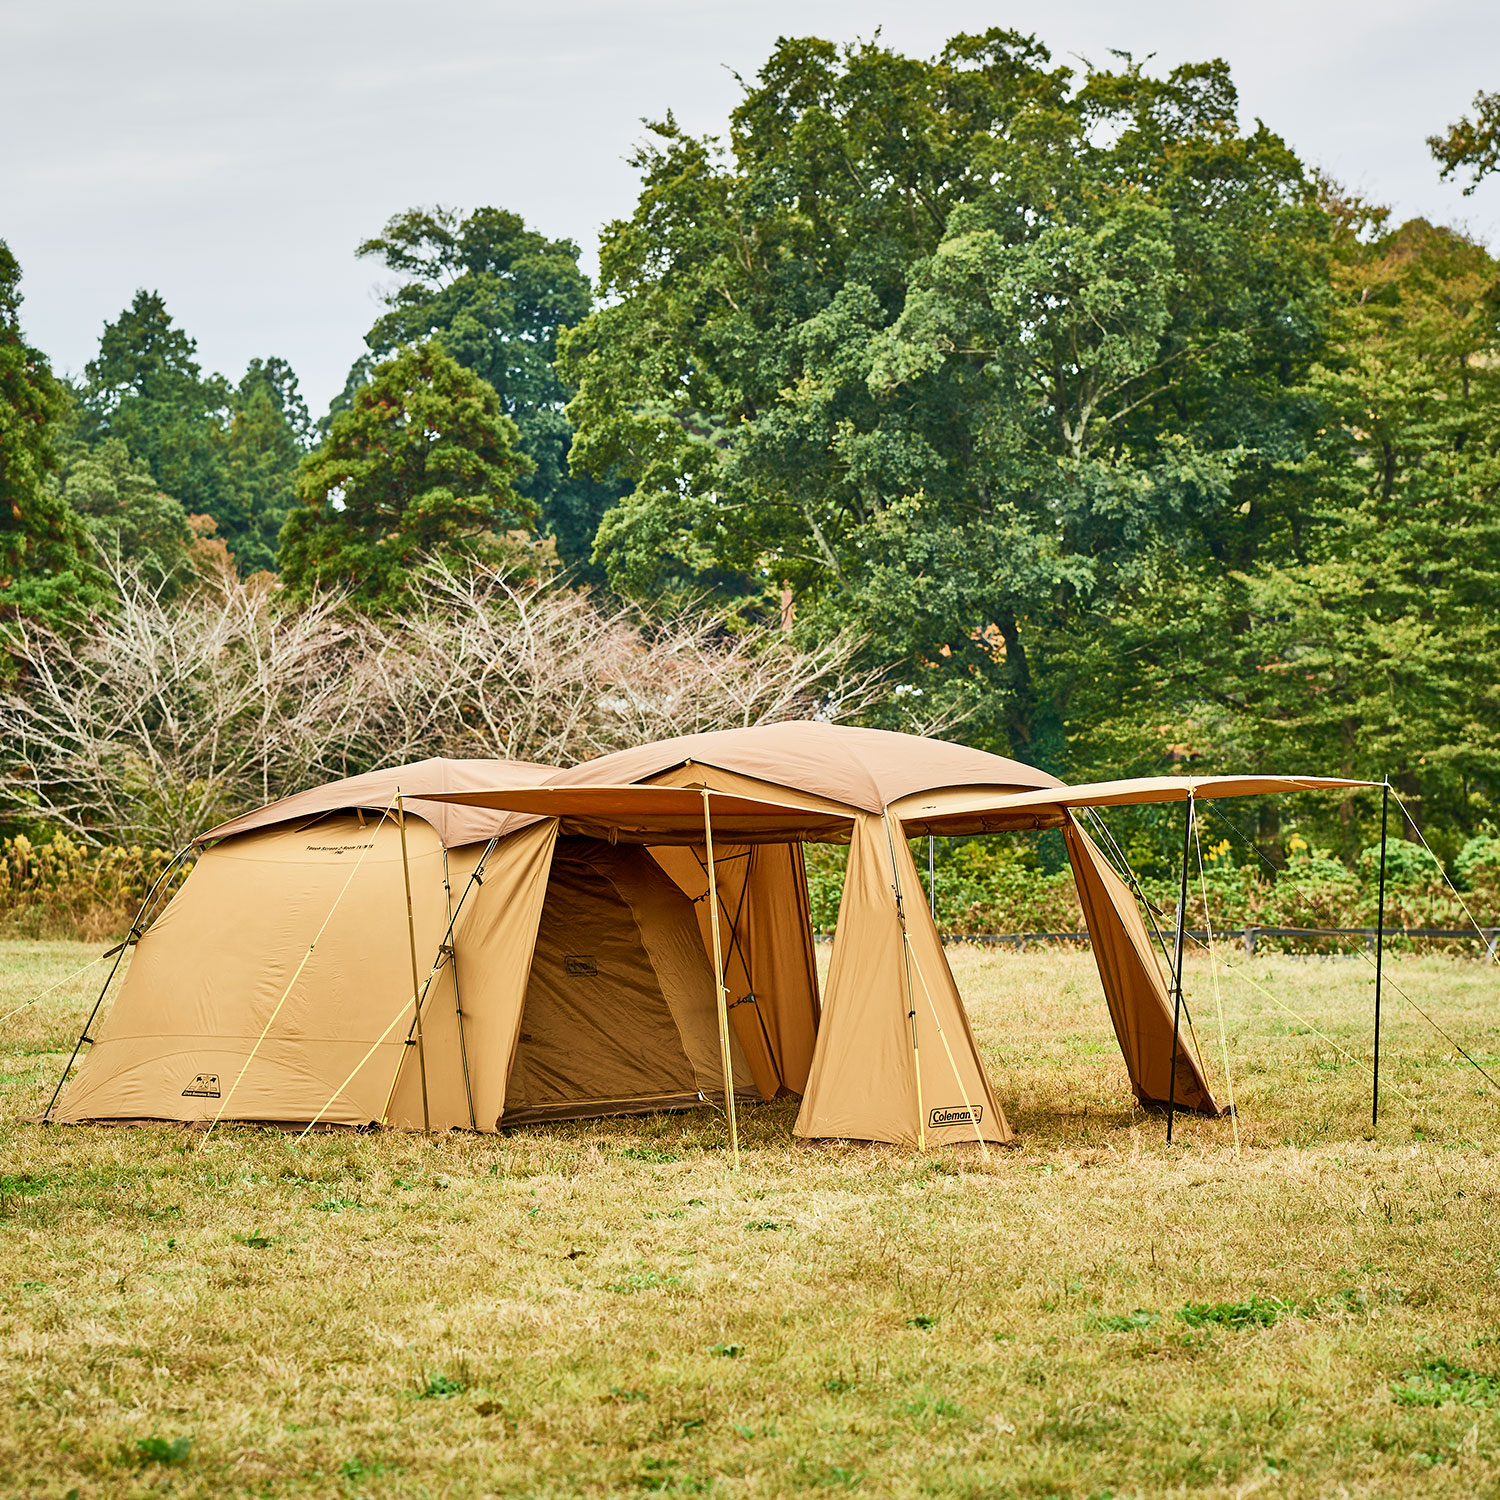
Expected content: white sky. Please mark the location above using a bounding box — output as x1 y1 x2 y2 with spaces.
4 0 1497 413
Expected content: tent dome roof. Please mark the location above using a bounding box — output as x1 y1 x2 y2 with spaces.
561 722 1060 814
201 756 557 847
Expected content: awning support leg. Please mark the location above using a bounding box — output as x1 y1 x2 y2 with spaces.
1373 780 1389 1128
1167 795 1195 1145
702 790 740 1168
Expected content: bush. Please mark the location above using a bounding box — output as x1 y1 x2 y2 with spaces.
0 832 189 941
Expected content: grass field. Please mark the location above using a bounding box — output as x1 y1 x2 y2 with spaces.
4 939 1500 1498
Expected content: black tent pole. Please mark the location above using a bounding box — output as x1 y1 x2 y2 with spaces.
1373 780 1389 1127
1166 795 1194 1145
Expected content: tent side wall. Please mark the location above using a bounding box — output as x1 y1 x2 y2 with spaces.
387 819 558 1131
794 812 1011 1146
56 815 454 1127
1063 817 1219 1114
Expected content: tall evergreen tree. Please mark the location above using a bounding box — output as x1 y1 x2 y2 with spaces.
80 293 308 573
280 341 533 609
80 290 233 521
0 241 104 622
224 357 312 573
349 205 620 573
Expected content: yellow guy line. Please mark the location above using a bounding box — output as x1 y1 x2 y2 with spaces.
0 950 112 1027
1192 809 1240 1155
298 997 419 1137
1202 942 1421 1111
202 799 398 1139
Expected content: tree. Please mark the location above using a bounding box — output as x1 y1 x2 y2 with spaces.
279 341 534 608
1430 89 1500 195
0 241 104 623
1200 216 1500 854
560 34 1329 766
0 555 880 848
80 293 309 573
351 205 622 571
79 290 233 524
58 437 193 584
223 357 312 574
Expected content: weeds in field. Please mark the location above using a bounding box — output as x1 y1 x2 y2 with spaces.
5 945 1500 1496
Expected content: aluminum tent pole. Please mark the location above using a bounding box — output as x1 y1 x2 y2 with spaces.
702 790 740 1168
1373 780 1390 1128
929 835 936 920
1166 794 1194 1145
396 791 430 1135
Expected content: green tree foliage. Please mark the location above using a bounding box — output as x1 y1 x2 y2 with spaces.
224 357 311 573
80 290 233 518
350 206 620 571
279 342 533 608
1429 89 1500 195
560 34 1328 763
0 241 103 622
1169 213 1500 853
57 437 192 584
80 292 308 572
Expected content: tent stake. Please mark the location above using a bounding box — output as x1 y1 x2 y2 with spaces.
1373 780 1389 1128
397 791 430 1135
702 790 739 1168
1166 795 1194 1145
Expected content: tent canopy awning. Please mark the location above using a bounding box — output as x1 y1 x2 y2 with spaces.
889 774 1379 835
421 784 857 845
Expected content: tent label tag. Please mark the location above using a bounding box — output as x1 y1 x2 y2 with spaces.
929 1104 982 1128
565 955 598 976
182 1074 221 1098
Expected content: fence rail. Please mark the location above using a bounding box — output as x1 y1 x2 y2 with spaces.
921 926 1500 960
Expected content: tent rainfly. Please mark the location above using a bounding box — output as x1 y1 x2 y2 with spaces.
47 728 1372 1147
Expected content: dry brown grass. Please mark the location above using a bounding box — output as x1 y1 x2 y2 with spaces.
3 940 1500 1497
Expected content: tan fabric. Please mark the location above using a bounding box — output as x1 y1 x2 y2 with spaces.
1063 818 1218 1114
559 723 1061 812
427 784 855 845
56 814 451 1126
202 757 556 849
405 820 558 1131
891 773 1376 831
795 813 1011 1146
502 841 751 1122
650 841 821 1099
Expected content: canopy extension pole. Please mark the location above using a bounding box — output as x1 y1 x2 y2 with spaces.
702 789 739 1168
1373 780 1390 1128
928 835 937 920
396 790 431 1135
883 813 926 1152
1166 794 1195 1146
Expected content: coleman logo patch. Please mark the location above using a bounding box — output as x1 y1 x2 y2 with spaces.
564 955 598 976
929 1104 982 1128
182 1073 221 1098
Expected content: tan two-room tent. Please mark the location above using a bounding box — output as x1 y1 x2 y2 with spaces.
50 726 1368 1146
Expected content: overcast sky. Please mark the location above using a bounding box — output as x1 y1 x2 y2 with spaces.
4 0 1497 413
